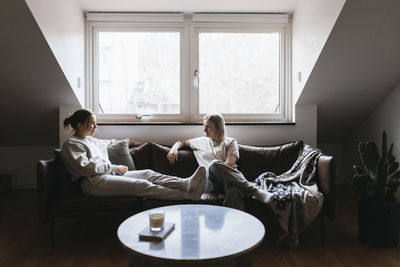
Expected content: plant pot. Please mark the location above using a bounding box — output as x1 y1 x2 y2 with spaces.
358 196 400 248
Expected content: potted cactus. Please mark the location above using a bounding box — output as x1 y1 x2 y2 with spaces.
352 131 400 248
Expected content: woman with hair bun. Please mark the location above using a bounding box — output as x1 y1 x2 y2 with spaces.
61 109 205 200
168 112 272 210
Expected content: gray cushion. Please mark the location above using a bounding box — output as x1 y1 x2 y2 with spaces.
107 139 135 170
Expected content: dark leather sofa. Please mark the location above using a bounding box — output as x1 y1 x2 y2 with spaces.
37 141 335 247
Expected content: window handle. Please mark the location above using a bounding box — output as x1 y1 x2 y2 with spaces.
194 70 200 87
136 114 151 119
274 103 280 113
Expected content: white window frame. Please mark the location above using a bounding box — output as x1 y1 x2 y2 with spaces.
86 13 292 123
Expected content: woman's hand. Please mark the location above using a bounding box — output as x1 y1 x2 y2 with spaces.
225 155 238 168
115 165 128 175
167 140 188 164
167 148 179 164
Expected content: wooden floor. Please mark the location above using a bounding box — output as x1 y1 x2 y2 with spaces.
1 186 399 267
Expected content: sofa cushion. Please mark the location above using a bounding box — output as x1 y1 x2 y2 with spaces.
237 141 303 181
130 143 152 170
107 139 135 170
54 149 81 195
151 143 199 178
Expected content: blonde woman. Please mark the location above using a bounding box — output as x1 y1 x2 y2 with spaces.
168 112 271 210
61 109 205 200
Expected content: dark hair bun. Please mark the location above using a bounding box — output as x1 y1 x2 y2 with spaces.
63 109 93 130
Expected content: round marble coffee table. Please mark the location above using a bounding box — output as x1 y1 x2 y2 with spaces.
117 204 265 266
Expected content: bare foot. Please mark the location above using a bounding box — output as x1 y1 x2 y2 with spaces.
187 166 206 192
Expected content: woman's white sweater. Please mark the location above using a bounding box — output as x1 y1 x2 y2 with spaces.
61 135 118 183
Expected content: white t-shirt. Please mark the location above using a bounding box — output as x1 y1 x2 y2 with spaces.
61 135 119 183
188 136 239 168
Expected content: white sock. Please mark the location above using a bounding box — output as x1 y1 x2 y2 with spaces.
186 166 206 192
186 177 206 200
254 189 273 204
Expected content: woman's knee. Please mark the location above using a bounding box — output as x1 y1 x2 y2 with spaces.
144 169 155 175
125 169 153 179
81 179 108 197
208 160 224 173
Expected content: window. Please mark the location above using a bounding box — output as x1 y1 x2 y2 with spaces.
97 31 180 115
86 13 291 123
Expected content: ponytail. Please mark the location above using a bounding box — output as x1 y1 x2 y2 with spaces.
63 109 93 130
63 116 72 129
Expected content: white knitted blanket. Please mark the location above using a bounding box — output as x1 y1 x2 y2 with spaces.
255 144 324 248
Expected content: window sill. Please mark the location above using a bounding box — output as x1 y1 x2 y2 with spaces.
98 121 296 126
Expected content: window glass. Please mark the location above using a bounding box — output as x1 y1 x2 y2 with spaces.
98 32 180 114
198 32 280 114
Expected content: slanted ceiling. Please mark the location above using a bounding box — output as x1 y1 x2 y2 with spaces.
297 0 400 143
0 0 79 146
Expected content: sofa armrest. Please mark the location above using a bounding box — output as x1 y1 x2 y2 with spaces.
317 155 336 220
37 159 57 225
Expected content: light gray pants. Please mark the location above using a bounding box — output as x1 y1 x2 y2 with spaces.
81 169 189 200
206 160 257 210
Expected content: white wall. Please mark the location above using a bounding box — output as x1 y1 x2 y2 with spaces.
0 107 79 189
346 82 400 198
320 82 400 187
291 0 345 104
0 147 55 189
352 82 400 155
25 0 85 106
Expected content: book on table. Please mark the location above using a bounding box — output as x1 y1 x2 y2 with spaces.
138 223 175 242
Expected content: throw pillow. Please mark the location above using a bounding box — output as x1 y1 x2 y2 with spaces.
107 139 136 171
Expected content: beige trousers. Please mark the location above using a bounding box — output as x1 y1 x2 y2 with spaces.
81 169 189 200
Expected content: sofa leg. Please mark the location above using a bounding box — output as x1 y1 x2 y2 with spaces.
50 217 54 248
320 212 325 243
